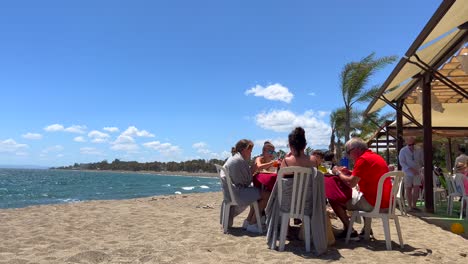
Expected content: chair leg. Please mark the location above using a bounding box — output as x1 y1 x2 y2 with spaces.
394 216 404 249
278 214 289 251
448 197 453 216
253 202 263 233
220 201 225 225
382 216 392 250
447 195 452 215
460 197 466 220
345 212 357 244
223 204 231 234
363 217 372 241
269 210 279 250
303 216 311 253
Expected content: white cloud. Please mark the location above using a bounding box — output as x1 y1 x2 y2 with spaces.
22 132 43 140
245 83 294 103
0 139 28 153
192 142 207 149
44 124 86 134
254 110 332 147
192 142 210 154
254 138 289 149
192 141 230 159
308 92 316 96
80 147 103 155
64 125 87 134
103 127 119 133
42 145 64 153
88 130 110 143
143 141 182 155
111 135 139 152
122 126 155 137
44 124 65 132
74 136 86 142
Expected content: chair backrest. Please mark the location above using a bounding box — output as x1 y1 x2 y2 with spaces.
445 174 457 195
276 166 315 218
372 171 405 215
454 173 466 196
215 164 238 205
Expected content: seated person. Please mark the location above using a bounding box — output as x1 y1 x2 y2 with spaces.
330 137 391 240
251 141 278 174
454 146 467 173
223 139 269 233
324 151 337 169
312 150 328 174
281 127 316 169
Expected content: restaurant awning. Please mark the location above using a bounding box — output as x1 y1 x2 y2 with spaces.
362 0 468 213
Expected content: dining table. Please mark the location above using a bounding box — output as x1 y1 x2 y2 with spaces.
253 171 277 191
323 173 352 205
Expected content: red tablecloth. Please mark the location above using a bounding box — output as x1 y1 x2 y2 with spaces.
324 174 352 205
253 173 277 191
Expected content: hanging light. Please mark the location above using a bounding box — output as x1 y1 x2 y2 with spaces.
456 52 468 74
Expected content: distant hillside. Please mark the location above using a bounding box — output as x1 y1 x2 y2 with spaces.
0 164 49 169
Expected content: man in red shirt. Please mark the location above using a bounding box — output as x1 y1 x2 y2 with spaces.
331 137 390 239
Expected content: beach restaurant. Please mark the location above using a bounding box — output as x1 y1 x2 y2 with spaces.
363 0 468 213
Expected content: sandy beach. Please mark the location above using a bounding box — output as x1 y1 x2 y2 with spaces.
1 192 467 264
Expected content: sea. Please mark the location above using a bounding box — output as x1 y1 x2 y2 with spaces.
0 169 221 209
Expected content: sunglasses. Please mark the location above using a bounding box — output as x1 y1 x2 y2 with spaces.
266 150 276 155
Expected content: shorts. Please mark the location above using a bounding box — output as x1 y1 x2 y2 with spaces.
345 190 374 212
404 174 422 188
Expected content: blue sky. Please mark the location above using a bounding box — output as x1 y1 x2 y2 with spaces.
0 0 442 167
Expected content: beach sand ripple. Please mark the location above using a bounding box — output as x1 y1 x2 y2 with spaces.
0 192 467 263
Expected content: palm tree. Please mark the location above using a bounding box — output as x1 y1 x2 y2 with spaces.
356 110 395 140
340 52 397 142
305 147 313 156
329 107 346 152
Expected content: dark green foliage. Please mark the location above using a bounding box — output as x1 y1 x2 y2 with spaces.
52 158 226 173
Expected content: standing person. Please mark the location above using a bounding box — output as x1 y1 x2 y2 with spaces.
223 139 269 233
399 136 424 211
330 137 391 239
454 146 467 173
251 141 278 174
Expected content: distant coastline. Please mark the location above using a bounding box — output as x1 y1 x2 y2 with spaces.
53 168 219 178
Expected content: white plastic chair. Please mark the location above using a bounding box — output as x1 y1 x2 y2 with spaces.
395 176 407 216
453 173 467 220
432 171 446 212
276 166 315 252
346 171 405 250
214 164 263 234
446 174 462 216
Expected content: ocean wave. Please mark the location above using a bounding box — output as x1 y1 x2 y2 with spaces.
181 186 195 190
162 184 171 187
174 191 182 195
199 185 209 189
60 198 81 203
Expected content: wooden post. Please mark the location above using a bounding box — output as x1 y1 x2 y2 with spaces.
386 123 390 163
396 100 404 170
422 73 434 213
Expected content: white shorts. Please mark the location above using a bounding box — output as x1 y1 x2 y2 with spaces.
404 174 422 188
